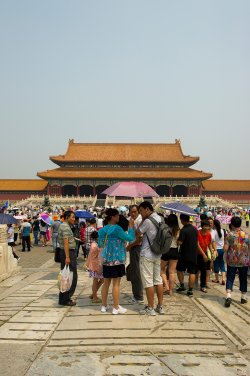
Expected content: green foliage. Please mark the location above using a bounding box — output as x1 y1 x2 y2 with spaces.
43 195 51 209
198 196 207 208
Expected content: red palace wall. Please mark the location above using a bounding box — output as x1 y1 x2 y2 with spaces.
203 192 250 202
0 192 46 201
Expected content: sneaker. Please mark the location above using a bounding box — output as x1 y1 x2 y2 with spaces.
176 285 186 292
100 305 109 313
155 305 165 315
187 289 193 296
139 306 156 316
112 305 127 315
241 297 248 304
224 297 232 308
131 296 144 304
200 287 207 293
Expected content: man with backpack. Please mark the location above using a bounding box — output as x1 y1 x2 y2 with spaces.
138 201 165 316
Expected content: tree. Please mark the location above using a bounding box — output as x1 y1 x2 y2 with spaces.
43 195 51 209
198 196 207 208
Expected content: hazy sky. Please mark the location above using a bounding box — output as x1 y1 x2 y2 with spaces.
1 1 249 180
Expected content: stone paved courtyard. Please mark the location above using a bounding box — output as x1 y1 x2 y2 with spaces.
0 244 249 376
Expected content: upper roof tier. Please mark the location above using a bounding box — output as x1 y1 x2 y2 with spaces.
50 139 199 165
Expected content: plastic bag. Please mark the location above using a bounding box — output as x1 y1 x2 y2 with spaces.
58 265 73 293
207 248 212 261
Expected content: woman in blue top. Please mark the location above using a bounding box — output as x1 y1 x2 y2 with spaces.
98 208 135 315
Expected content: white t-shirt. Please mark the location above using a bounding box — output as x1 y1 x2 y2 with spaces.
210 229 216 242
139 212 162 260
7 227 14 243
214 229 225 249
96 218 103 228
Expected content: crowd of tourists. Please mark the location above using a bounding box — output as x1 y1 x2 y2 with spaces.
4 203 250 313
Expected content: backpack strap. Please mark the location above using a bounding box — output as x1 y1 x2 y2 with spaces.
145 216 162 247
147 216 163 228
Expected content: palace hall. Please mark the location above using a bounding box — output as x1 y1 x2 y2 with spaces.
37 139 212 198
0 140 250 203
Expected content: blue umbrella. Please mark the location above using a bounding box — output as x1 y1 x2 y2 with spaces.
0 213 18 224
161 202 198 216
75 210 95 219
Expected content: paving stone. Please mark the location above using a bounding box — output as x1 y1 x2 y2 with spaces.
0 343 41 376
0 248 249 375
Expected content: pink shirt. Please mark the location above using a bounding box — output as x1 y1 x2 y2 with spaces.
86 241 101 272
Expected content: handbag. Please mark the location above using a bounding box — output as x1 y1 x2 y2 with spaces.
54 247 61 263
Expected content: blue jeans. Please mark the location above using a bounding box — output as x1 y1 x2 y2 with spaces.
226 265 248 292
213 249 226 273
33 231 39 245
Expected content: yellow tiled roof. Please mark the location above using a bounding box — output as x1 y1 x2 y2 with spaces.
203 180 250 192
50 139 199 164
37 167 212 180
0 180 48 191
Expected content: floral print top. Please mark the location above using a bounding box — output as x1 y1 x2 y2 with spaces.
98 224 135 266
225 229 249 267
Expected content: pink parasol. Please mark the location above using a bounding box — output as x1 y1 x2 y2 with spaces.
102 181 159 198
40 213 52 225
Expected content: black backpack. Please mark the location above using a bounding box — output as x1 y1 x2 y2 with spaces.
146 216 173 255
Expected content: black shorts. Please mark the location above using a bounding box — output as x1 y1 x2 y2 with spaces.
176 259 197 274
161 247 180 261
103 264 126 279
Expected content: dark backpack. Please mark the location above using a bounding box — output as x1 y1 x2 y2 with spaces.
146 216 173 255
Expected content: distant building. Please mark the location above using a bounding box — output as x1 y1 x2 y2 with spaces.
0 180 47 201
203 180 250 203
37 139 212 197
0 140 249 204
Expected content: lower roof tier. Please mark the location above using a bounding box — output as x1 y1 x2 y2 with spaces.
37 167 212 180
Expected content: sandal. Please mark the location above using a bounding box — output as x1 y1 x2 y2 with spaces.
163 290 170 295
212 280 219 283
200 288 207 293
92 298 102 303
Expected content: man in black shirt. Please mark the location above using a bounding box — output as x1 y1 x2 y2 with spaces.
176 214 198 296
32 216 40 246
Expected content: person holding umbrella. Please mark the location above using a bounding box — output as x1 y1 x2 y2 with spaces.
7 224 20 261
21 218 32 252
40 219 47 247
